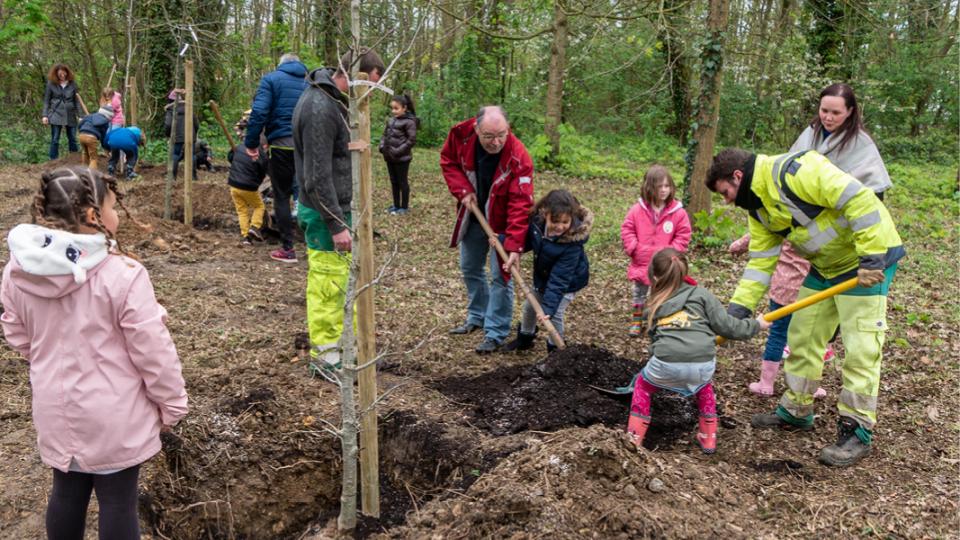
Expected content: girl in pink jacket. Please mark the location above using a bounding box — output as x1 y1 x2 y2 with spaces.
0 167 187 539
620 165 692 336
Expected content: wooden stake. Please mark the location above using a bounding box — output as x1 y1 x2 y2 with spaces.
127 76 137 126
76 94 90 116
209 100 236 148
354 72 380 519
184 60 194 226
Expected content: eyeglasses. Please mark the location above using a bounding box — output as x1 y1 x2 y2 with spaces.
478 131 508 143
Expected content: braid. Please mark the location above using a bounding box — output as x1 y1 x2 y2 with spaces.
104 174 151 232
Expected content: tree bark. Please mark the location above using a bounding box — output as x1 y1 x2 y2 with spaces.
544 0 567 160
684 0 730 217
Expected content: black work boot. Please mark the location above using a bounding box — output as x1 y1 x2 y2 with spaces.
502 325 536 352
751 406 814 431
819 417 872 467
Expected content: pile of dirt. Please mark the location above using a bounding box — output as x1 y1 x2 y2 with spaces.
384 424 767 539
433 345 713 449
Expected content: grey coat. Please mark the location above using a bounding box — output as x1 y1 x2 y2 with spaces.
292 67 352 234
42 81 80 127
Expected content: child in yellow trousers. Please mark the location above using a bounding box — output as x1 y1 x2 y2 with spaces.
226 144 267 244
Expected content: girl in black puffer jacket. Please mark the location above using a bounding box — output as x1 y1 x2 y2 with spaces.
379 94 419 214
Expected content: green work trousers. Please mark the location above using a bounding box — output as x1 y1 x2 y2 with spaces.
299 203 353 358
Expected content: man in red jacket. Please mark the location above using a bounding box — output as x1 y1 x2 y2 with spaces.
441 106 535 353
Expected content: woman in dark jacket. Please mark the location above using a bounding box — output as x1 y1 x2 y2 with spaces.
379 94 419 214
42 63 81 160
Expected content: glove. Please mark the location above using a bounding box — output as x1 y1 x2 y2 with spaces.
857 268 885 288
727 303 752 320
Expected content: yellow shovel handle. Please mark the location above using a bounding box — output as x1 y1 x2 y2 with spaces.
716 276 859 345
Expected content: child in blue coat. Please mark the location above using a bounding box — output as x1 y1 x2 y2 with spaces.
105 126 146 180
503 189 591 352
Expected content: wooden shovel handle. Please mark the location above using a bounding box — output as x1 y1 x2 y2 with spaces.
208 100 237 149
464 200 566 349
717 276 859 345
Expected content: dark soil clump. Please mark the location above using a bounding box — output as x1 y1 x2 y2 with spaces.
434 344 715 448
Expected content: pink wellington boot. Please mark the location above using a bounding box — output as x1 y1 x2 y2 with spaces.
697 416 718 454
627 414 651 448
748 361 781 396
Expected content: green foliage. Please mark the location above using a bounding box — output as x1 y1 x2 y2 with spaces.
0 123 48 164
876 129 959 166
0 0 49 53
691 207 741 248
529 124 685 183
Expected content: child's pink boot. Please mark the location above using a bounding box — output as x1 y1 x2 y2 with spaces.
748 361 780 396
697 416 718 454
627 414 650 448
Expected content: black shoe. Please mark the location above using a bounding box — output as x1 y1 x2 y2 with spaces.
546 342 557 353
502 325 536 352
819 417 872 467
475 337 500 354
449 322 482 335
247 226 264 242
751 407 814 431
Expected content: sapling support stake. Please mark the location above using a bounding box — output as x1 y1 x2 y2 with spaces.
208 100 236 148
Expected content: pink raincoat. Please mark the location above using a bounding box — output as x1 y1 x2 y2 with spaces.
729 233 810 305
0 224 187 473
110 91 125 126
621 199 692 285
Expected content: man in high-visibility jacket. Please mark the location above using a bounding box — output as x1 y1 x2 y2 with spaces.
707 148 905 467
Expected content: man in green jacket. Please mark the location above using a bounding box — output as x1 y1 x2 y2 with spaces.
707 148 905 467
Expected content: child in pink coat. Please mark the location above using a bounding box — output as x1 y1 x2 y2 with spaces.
0 167 187 539
729 234 833 396
620 165 691 336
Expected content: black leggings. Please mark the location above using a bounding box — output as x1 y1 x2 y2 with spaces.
47 465 140 540
386 160 411 209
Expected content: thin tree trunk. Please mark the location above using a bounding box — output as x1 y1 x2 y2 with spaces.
684 0 730 216
544 0 567 160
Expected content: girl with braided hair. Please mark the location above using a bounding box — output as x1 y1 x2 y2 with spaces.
0 166 187 539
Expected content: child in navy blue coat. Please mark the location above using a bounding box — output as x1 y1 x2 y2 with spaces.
503 189 591 352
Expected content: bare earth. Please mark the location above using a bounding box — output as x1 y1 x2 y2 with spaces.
0 150 956 539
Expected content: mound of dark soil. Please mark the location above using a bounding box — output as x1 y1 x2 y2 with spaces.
434 345 713 448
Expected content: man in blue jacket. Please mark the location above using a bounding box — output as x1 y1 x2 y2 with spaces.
244 53 308 263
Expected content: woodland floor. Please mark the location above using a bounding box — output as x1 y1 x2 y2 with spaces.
0 149 957 539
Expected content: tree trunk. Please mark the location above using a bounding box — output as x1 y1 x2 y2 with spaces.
658 0 692 144
684 0 730 217
544 0 567 160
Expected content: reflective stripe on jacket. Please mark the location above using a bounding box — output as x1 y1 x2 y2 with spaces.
731 151 904 311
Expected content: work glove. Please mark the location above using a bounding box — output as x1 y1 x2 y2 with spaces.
857 268 885 288
727 303 752 320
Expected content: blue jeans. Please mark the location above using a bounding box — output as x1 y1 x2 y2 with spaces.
762 299 791 362
49 125 78 160
108 147 138 176
520 290 576 346
459 221 514 342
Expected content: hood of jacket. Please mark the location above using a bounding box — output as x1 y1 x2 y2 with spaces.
306 68 348 106
6 224 111 297
277 60 308 79
653 282 698 319
96 104 114 117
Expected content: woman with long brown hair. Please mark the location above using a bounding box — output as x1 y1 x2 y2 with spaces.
42 63 82 160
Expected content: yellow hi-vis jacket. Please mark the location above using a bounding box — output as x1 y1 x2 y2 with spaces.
730 150 904 312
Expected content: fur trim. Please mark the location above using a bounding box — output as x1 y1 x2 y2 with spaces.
559 206 593 243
